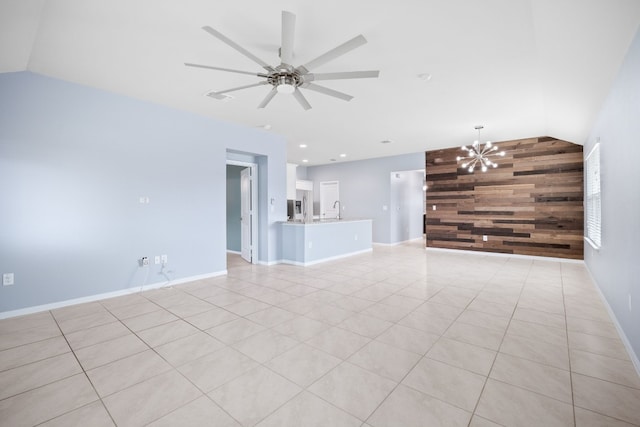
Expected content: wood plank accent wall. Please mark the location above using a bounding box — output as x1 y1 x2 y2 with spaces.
425 136 584 259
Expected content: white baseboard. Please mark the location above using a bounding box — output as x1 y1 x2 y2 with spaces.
257 259 282 266
0 270 227 320
226 250 241 254
425 246 585 264
584 264 640 377
373 237 424 247
281 248 373 267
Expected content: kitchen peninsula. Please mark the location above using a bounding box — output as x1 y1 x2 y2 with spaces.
280 219 373 266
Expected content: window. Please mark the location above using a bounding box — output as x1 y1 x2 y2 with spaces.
585 143 601 249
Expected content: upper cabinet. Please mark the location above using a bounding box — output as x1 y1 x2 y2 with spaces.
287 163 297 199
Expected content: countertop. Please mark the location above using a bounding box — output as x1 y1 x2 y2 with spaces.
280 218 372 225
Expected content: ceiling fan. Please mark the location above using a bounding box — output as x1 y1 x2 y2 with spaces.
185 11 379 110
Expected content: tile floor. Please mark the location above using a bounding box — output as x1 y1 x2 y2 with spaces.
1 242 640 426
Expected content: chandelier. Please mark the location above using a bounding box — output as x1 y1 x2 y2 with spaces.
457 126 505 173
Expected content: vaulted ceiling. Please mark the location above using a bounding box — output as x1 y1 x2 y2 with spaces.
2 0 639 165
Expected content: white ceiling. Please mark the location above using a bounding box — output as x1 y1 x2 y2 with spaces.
2 0 639 165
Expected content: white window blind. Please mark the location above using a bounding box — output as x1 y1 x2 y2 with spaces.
585 143 601 249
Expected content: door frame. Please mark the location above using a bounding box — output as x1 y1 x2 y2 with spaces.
227 160 259 264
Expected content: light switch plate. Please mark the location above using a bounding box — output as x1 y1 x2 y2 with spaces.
3 273 14 286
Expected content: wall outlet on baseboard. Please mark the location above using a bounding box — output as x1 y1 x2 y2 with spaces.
3 273 14 286
154 256 161 265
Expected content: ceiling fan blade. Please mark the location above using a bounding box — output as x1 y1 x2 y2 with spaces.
293 88 312 110
303 83 353 101
184 63 265 77
202 26 273 71
258 88 278 108
214 81 269 95
299 35 367 73
280 11 296 66
310 70 380 81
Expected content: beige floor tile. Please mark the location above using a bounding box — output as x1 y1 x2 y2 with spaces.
166 299 217 318
209 366 301 427
513 307 566 329
398 311 455 335
183 307 238 330
305 326 371 360
402 357 486 411
0 374 98 427
412 301 464 319
274 316 329 341
568 330 630 361
251 289 294 305
330 295 376 312
208 317 267 344
375 324 439 355
468 415 503 427
566 316 619 338
500 333 570 370
476 378 574 427
361 302 414 322
86 349 172 397
179 347 258 392
256 391 361 427
348 340 421 382
0 352 82 400
378 294 424 310
429 288 476 308
65 321 129 350
570 349 640 389
338 312 393 338
565 303 611 322
574 407 637 427
368 384 471 427
120 308 179 332
106 300 161 320
466 299 515 317
444 321 504 351
100 293 149 310
267 343 341 387
0 322 61 351
234 329 299 363
51 302 107 322
309 362 396 420
136 319 200 347
0 335 70 372
490 353 572 403
427 337 496 376
305 304 354 325
277 296 322 314
155 331 226 366
74 333 148 370
224 298 271 316
245 306 297 327
39 401 115 427
204 291 249 307
456 310 511 333
148 396 241 427
0 311 56 334
57 310 118 334
103 370 202 427
507 319 568 347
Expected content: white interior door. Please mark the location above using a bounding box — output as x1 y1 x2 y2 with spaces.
240 167 252 262
320 181 340 219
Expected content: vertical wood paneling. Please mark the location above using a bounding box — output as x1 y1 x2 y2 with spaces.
425 137 584 259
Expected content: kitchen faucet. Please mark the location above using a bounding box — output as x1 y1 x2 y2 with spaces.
333 200 341 220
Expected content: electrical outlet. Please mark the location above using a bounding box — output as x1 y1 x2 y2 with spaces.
432 205 436 211
161 254 168 264
154 256 160 265
483 235 488 242
140 257 149 267
3 273 14 286
354 234 358 241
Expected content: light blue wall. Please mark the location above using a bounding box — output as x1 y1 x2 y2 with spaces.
584 28 640 362
226 165 244 252
0 72 286 313
306 153 424 244
390 170 425 243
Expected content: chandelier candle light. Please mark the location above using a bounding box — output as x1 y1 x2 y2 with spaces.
457 126 506 173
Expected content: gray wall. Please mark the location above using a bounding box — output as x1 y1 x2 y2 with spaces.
306 153 424 244
0 72 286 313
226 165 244 252
584 28 640 362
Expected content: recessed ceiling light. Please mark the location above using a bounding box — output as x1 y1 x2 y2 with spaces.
339 153 347 158
299 144 307 148
302 159 309 163
417 73 432 81
261 124 272 130
381 139 393 144
330 158 337 162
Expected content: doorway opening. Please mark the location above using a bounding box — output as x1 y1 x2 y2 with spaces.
226 160 258 264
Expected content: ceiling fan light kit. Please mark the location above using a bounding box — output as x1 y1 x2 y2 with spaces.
456 126 506 173
186 11 380 110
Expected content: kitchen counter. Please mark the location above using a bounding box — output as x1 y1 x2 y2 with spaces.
280 219 372 266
